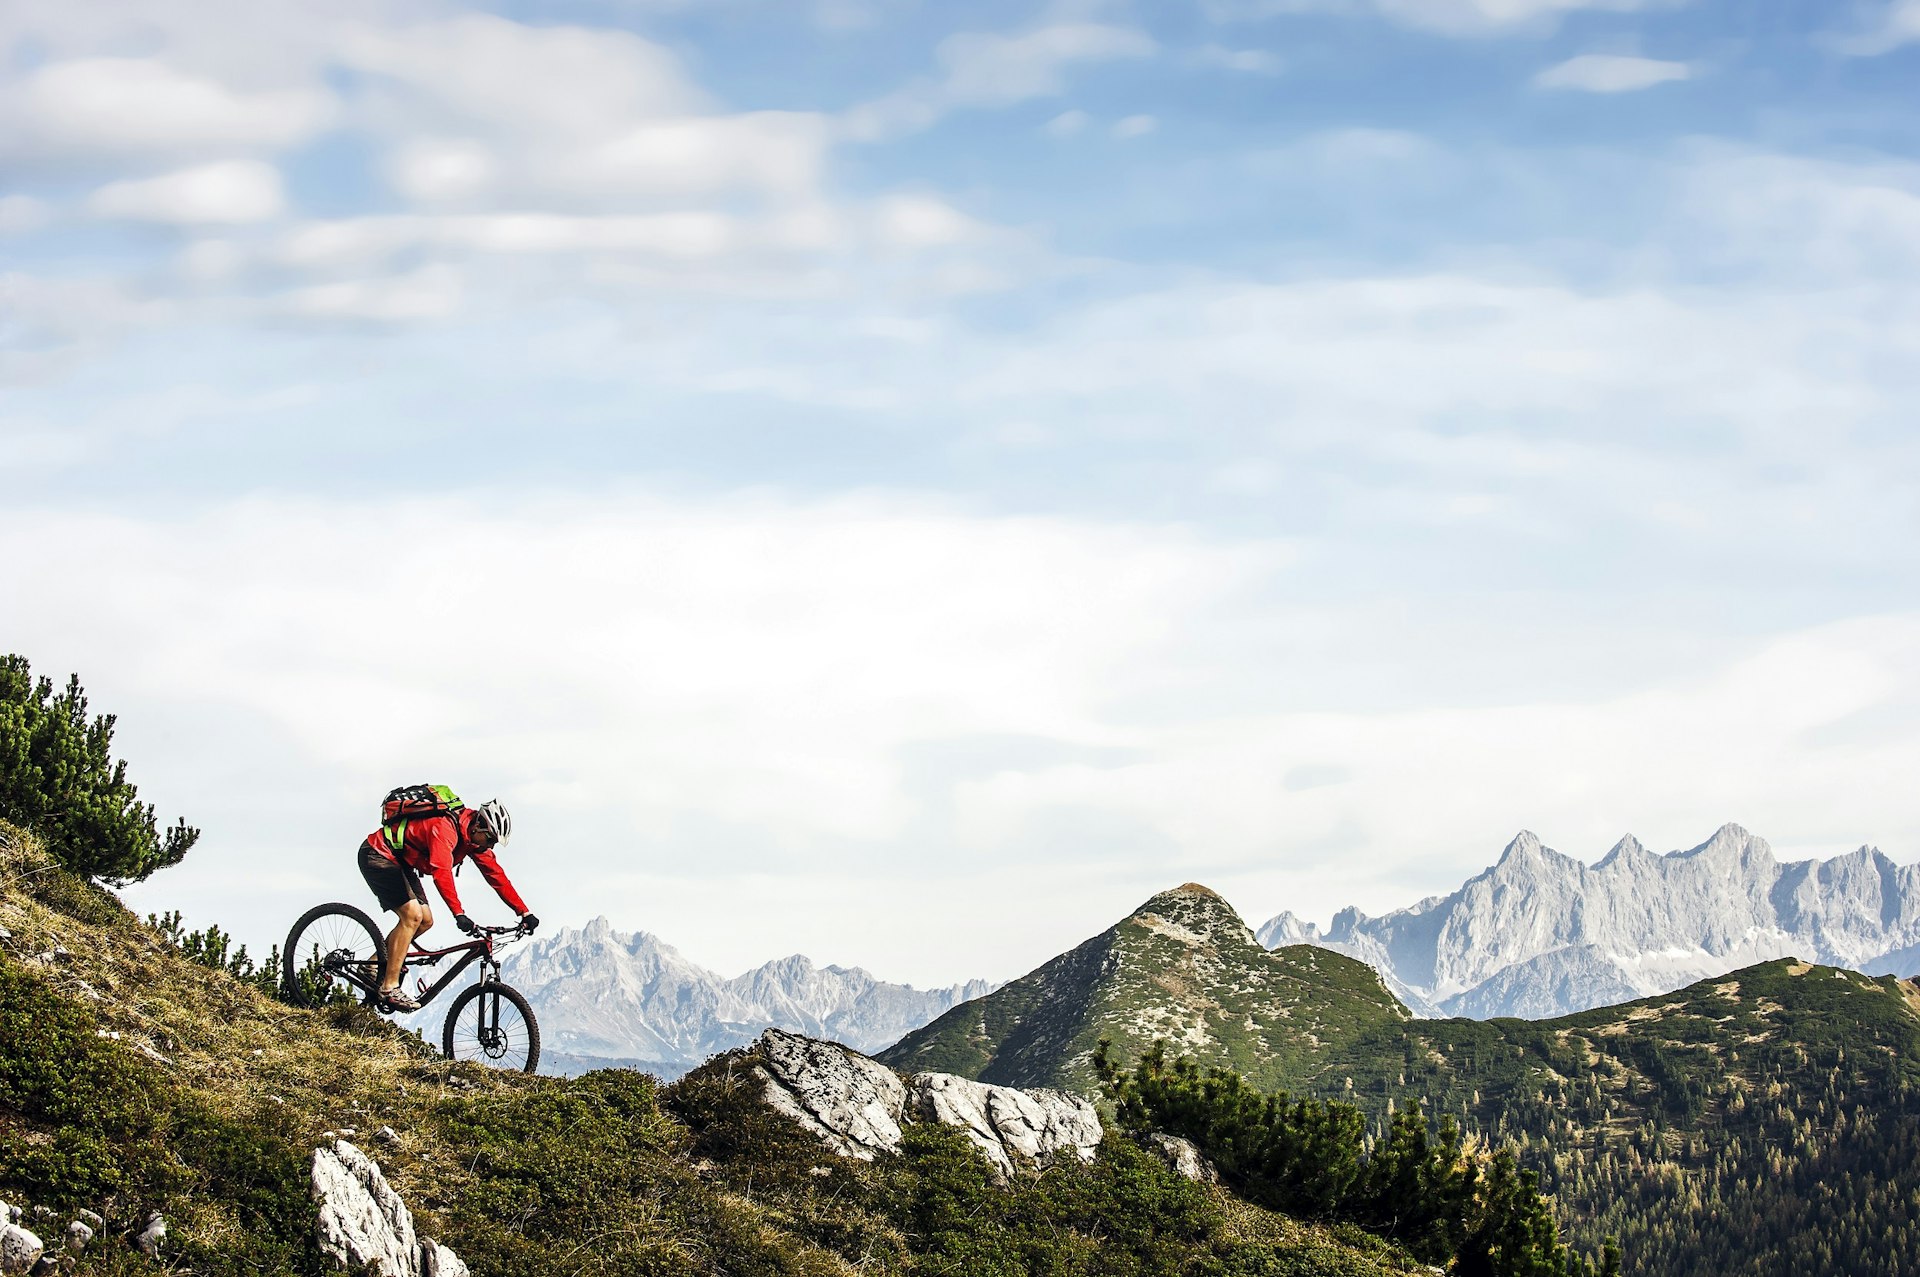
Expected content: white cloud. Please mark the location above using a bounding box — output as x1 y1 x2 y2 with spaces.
7 493 1276 979
1534 53 1691 92
1834 0 1920 54
844 21 1155 140
952 616 1920 930
10 493 1920 984
5 57 334 158
871 194 995 248
346 19 828 209
1044 109 1091 138
344 14 704 133
277 264 465 321
88 160 286 224
1112 114 1158 139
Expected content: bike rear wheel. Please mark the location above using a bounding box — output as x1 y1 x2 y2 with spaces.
283 902 385 1007
442 982 540 1073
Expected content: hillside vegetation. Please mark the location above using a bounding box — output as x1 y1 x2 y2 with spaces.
0 821 1436 1276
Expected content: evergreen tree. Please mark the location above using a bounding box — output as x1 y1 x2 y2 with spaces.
0 654 197 884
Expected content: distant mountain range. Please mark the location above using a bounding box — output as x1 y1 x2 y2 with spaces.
500 916 994 1077
1256 822 1920 1019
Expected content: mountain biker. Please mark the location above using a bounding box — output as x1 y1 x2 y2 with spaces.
357 797 539 1012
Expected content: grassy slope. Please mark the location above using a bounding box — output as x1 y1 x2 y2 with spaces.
0 826 1420 1277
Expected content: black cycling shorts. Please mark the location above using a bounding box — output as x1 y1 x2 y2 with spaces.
358 838 427 913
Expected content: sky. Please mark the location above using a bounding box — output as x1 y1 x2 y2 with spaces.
3 0 1919 989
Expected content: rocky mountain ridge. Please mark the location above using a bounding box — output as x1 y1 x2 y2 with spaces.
500 916 994 1075
1258 822 1920 1018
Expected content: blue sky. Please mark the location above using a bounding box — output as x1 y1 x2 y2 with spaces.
4 0 1919 985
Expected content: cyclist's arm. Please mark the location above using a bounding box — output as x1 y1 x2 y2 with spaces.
469 847 530 915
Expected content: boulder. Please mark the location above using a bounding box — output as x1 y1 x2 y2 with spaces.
0 1225 42 1275
754 1028 906 1160
1143 1133 1218 1183
62 1220 91 1253
908 1073 1100 1181
135 1214 166 1258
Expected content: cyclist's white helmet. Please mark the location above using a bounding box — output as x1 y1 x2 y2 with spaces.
473 799 512 844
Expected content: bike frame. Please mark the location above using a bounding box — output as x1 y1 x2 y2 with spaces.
328 926 517 1010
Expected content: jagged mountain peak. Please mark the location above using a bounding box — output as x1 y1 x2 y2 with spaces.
1681 822 1767 862
1255 910 1323 948
1497 830 1545 863
1595 834 1650 867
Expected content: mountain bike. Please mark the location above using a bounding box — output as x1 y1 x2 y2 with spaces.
282 902 541 1073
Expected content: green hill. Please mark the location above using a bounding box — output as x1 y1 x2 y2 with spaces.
887 881 1920 1277
879 884 1409 1092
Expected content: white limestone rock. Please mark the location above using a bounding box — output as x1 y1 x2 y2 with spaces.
312 1140 419 1276
0 1225 41 1274
135 1214 166 1258
1144 1133 1218 1184
907 1073 1101 1181
754 1028 905 1160
421 1239 471 1277
751 1029 1104 1180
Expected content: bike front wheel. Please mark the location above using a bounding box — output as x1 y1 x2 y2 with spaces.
284 902 385 1007
442 982 540 1073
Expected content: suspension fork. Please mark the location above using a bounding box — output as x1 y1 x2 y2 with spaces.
479 957 503 1044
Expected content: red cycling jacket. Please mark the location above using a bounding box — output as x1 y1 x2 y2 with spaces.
365 806 529 917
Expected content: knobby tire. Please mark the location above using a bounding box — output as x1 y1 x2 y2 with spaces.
442 981 540 1074
283 902 385 1007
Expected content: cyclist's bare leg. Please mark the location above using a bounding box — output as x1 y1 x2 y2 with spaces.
380 900 433 993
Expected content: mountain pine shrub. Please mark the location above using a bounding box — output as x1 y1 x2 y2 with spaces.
0 655 197 884
1096 1039 1620 1277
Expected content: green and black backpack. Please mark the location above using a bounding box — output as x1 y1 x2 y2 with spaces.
379 783 463 855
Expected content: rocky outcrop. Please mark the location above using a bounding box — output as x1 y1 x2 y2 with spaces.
755 1028 907 1160
907 1073 1100 1180
502 919 993 1075
311 1140 469 1277
1259 823 1920 1020
753 1029 1102 1180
